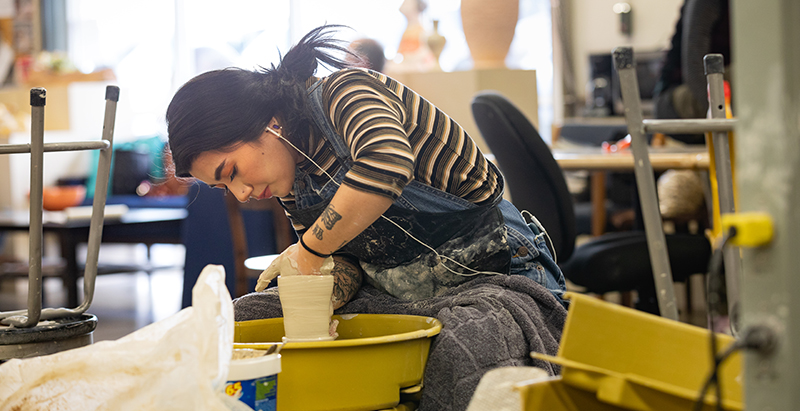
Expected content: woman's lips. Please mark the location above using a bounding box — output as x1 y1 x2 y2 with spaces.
258 187 272 199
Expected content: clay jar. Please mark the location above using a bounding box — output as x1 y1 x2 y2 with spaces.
278 275 335 342
461 0 519 69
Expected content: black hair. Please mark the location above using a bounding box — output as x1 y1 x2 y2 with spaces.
166 24 357 178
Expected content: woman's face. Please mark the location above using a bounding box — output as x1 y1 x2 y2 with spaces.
190 121 300 202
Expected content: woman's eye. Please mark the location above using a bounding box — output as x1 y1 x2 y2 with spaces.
230 166 237 182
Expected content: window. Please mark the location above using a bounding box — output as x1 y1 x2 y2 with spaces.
65 0 553 141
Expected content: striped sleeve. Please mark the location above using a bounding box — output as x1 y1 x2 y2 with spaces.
323 70 415 199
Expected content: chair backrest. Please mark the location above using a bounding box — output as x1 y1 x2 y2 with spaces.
471 91 577 262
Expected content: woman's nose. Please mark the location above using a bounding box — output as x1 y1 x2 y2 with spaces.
230 183 252 203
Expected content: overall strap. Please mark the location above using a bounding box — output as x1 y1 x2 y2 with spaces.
307 79 353 167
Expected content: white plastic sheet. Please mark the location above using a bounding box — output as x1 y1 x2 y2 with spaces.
0 265 248 411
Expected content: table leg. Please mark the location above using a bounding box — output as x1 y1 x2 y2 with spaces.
590 171 607 236
58 232 79 308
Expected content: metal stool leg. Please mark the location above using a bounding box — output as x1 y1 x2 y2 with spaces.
614 47 680 320
704 54 743 335
0 86 119 360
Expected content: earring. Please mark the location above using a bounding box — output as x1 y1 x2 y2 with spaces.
266 124 283 138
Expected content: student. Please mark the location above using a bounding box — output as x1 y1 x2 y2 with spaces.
346 37 386 73
166 24 565 309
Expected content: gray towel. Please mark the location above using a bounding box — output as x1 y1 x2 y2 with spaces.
234 275 567 411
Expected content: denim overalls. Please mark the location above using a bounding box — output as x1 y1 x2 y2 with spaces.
284 79 566 302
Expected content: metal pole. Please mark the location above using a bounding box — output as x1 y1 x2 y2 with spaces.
0 141 109 154
732 0 800 408
4 89 47 328
642 118 737 134
613 47 679 320
79 85 118 311
704 54 743 335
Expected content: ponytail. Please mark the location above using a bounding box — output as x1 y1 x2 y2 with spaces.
166 24 359 178
269 24 355 82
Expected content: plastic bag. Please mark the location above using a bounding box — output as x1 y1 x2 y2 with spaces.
0 265 249 411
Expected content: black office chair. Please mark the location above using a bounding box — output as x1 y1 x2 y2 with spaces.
471 91 711 314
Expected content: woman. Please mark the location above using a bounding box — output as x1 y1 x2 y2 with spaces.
167 25 566 309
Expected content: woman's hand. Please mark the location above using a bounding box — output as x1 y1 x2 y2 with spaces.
254 244 362 309
256 185 391 292
293 240 330 275
255 244 334 291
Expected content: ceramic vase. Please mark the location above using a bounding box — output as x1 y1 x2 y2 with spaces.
427 20 447 71
461 0 519 69
395 0 436 72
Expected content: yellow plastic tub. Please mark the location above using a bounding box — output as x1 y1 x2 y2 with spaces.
234 314 442 411
516 377 629 411
530 292 742 411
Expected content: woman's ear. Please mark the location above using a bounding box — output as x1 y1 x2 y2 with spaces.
267 117 282 132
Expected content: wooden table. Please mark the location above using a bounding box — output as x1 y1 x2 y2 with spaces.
0 207 187 307
551 147 709 236
552 147 709 171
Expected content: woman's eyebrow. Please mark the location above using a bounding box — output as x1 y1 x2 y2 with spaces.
214 160 226 181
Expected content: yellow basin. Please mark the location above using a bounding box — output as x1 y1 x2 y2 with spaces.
234 314 442 411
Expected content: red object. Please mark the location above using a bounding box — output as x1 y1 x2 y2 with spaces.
602 135 632 153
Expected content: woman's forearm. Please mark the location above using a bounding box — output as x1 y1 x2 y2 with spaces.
302 184 394 256
331 255 363 309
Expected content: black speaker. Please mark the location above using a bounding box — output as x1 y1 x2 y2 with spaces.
586 53 614 116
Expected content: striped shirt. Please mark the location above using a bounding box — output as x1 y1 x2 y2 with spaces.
281 68 499 227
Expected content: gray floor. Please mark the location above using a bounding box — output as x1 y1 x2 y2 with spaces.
0 243 185 342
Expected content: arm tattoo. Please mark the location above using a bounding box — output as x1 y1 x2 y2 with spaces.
320 205 343 230
312 224 324 240
331 256 363 310
310 205 342 242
